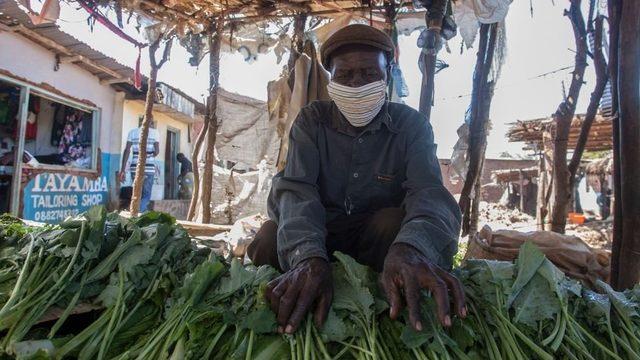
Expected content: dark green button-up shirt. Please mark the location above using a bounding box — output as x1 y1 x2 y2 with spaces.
268 100 461 271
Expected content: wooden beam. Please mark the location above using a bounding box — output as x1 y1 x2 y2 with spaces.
59 55 83 64
100 77 132 85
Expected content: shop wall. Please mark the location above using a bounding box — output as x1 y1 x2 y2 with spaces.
121 100 192 201
0 31 125 221
0 32 121 155
22 152 112 223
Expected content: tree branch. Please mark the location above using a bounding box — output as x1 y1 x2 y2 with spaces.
569 16 608 178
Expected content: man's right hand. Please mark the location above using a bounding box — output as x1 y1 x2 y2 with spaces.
265 257 333 334
118 171 126 183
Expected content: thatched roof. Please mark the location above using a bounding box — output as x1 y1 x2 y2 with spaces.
79 1 422 36
492 167 539 184
584 154 613 176
507 113 613 153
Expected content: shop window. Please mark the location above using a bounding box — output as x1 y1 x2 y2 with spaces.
0 78 99 173
23 94 95 169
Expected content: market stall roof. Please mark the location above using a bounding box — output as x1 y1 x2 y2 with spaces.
584 153 613 176
87 0 421 27
507 113 613 153
492 167 539 184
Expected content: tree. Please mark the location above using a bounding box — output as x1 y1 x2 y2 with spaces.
129 35 173 216
548 0 588 233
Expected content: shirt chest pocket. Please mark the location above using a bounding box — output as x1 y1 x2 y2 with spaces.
369 171 404 208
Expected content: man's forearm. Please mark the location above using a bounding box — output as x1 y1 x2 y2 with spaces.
120 145 130 173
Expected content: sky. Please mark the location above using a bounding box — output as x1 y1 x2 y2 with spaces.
54 0 600 159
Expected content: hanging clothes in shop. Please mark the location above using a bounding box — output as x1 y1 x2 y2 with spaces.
24 96 40 140
51 103 67 147
78 111 92 145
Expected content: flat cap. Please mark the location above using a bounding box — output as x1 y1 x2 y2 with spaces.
320 24 395 69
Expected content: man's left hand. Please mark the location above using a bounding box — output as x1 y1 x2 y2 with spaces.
381 243 466 331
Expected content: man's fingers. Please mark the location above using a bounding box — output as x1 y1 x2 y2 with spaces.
425 274 451 327
314 288 332 328
382 274 403 320
266 278 285 316
277 280 301 328
436 268 467 318
285 284 316 334
403 274 423 332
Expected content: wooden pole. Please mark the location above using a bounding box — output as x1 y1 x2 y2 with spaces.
536 150 547 229
200 20 223 224
519 170 525 212
417 0 447 120
129 37 173 216
458 23 498 236
186 114 209 221
568 16 608 184
608 0 623 289
612 0 640 289
287 14 307 91
536 129 554 230
549 0 587 233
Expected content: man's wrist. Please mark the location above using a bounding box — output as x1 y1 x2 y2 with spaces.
286 247 329 270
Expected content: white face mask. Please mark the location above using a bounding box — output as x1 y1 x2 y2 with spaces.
327 80 387 127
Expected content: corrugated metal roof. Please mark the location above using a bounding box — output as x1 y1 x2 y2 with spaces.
0 0 136 84
0 0 206 120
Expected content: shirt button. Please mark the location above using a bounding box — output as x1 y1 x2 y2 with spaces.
353 172 359 178
358 138 364 144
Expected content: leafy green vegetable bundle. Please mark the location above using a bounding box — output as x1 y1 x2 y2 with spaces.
1 207 640 360
0 208 210 359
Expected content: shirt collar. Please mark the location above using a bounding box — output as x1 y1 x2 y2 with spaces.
329 101 400 136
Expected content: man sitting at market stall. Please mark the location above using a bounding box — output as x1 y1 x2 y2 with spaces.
247 24 465 335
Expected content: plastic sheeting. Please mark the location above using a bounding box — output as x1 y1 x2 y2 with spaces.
192 160 273 225
215 89 280 169
453 0 512 48
467 225 611 285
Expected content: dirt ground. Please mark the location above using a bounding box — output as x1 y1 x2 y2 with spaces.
476 202 613 250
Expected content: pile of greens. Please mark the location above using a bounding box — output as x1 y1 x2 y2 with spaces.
0 214 37 251
0 208 209 359
1 207 639 360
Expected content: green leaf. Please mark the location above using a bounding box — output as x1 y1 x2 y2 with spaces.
597 280 639 320
320 308 349 342
118 244 155 274
251 336 289 360
182 260 226 305
97 283 120 307
11 340 55 359
450 319 477 350
242 308 277 334
135 211 175 227
400 325 433 349
82 206 106 260
217 258 255 296
331 253 375 320
507 242 546 308
511 273 561 328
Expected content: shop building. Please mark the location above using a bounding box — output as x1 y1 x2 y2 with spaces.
0 0 203 222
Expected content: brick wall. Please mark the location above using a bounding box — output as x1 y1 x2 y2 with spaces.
439 158 537 196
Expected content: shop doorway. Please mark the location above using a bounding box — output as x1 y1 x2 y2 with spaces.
164 128 179 200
